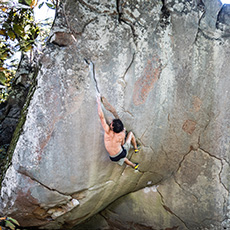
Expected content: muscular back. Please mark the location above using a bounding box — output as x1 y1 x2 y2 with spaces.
104 130 125 156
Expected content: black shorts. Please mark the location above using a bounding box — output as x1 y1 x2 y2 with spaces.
109 146 127 162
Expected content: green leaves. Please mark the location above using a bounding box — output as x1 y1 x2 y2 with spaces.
0 216 20 230
0 2 40 102
19 0 38 8
38 1 56 10
46 2 55 9
0 0 56 102
38 2 44 9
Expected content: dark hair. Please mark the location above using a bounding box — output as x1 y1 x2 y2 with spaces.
112 119 124 133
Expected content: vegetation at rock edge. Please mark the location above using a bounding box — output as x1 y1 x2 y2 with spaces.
0 0 56 102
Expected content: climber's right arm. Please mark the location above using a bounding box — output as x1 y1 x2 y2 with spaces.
97 96 110 134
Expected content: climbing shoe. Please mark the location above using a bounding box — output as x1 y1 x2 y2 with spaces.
134 145 141 154
134 163 139 171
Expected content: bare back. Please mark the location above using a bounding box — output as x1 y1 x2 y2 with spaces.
104 130 125 156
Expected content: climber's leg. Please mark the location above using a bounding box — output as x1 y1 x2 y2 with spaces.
125 131 138 150
124 158 136 168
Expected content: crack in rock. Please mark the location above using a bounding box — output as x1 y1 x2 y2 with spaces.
134 172 144 187
116 52 135 98
121 52 135 81
47 198 80 220
157 188 189 229
80 181 117 220
18 168 70 197
199 29 222 42
199 147 222 161
120 18 138 47
193 1 224 44
63 2 98 38
198 147 229 193
116 0 122 23
176 149 193 173
173 145 229 209
194 5 206 44
161 0 171 21
173 176 199 203
14 167 81 220
155 0 170 30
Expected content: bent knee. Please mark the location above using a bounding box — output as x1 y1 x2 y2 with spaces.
127 131 134 137
126 132 133 141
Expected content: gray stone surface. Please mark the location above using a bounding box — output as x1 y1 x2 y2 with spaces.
0 0 230 229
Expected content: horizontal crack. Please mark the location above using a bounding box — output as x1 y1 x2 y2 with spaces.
17 168 70 197
195 28 222 45
199 147 222 161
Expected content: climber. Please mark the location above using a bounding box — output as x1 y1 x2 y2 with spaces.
97 96 140 170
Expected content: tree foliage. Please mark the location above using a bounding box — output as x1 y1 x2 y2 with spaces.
0 0 56 102
0 216 20 230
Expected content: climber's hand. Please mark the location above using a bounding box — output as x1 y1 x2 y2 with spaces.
97 94 101 104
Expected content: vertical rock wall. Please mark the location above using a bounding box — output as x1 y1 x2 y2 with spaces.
0 0 230 229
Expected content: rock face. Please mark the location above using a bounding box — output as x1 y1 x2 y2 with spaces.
1 0 230 229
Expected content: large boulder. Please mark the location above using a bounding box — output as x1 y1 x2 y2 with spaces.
1 0 230 229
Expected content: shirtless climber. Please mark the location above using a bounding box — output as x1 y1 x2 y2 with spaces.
97 96 140 170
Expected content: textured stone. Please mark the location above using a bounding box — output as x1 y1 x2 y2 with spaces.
0 0 230 229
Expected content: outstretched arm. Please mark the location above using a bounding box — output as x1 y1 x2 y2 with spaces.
97 96 110 134
101 96 119 119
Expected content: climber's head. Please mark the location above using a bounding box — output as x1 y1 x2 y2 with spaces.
110 119 124 133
